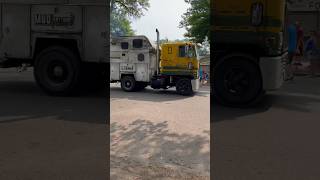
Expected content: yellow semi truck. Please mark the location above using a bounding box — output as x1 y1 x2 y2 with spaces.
110 29 200 95
212 0 287 106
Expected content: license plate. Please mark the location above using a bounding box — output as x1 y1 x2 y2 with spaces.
120 64 134 71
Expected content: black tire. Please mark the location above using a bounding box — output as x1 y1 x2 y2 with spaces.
121 76 136 92
34 46 81 96
213 56 263 107
176 78 193 96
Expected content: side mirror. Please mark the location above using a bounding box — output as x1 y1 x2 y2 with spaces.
251 3 263 26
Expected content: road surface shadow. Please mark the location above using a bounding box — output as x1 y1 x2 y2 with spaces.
213 77 320 122
110 86 210 102
0 72 107 124
212 94 273 123
110 119 210 177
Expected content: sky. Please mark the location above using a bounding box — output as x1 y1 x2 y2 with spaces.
131 0 190 42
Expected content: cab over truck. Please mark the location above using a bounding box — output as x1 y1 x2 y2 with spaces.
0 0 108 95
212 0 287 106
110 29 200 95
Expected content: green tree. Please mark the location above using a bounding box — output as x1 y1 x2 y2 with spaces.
111 11 135 36
110 0 150 18
179 0 210 43
110 0 150 36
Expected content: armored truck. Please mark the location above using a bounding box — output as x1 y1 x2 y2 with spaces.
0 0 108 95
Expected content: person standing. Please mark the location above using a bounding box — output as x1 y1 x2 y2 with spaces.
295 22 304 65
286 22 298 80
305 31 320 77
199 65 203 85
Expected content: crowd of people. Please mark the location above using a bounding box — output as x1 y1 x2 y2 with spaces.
287 21 320 80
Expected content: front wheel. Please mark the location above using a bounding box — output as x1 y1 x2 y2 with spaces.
121 76 136 92
34 46 81 96
213 57 263 107
176 78 193 96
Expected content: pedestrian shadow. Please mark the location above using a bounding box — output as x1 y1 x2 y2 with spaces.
110 119 210 177
0 72 107 124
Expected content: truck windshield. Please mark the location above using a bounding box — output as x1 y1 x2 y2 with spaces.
186 45 197 58
179 45 197 58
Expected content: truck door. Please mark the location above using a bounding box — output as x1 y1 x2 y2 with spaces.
129 38 149 82
177 45 191 70
120 41 129 62
1 4 30 59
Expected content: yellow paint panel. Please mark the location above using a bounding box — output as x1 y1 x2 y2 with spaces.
160 43 199 74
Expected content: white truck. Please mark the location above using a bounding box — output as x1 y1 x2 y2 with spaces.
110 30 200 95
0 0 108 95
110 35 157 91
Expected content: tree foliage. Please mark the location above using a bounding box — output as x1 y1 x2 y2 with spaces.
179 0 210 43
110 0 150 36
111 11 135 36
110 0 150 18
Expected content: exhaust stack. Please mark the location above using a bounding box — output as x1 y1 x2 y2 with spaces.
156 29 160 75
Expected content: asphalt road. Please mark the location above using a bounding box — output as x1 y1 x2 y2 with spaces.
110 83 210 179
213 76 320 180
5 67 318 179
0 68 108 180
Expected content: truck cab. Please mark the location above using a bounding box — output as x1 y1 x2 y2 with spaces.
212 0 287 106
160 42 199 78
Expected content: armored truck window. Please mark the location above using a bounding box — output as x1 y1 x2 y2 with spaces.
133 39 143 48
121 42 129 49
179 46 186 57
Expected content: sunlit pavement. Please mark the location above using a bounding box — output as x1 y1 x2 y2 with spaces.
110 83 210 179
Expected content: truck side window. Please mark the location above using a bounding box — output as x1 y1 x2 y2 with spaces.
121 42 129 49
251 3 263 26
179 46 186 57
133 39 143 48
168 47 173 54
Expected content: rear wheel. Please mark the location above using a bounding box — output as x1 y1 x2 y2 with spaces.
213 56 263 107
121 76 136 92
34 46 81 96
176 78 193 96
